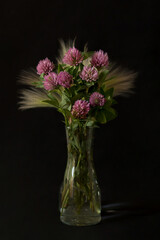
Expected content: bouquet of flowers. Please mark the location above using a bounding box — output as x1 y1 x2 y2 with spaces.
18 40 137 226
19 40 136 123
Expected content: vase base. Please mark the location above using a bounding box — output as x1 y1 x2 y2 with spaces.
60 214 101 226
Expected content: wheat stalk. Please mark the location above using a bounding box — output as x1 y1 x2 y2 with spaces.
18 68 39 86
18 87 56 110
103 63 137 97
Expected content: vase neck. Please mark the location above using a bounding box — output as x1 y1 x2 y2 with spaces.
65 125 94 166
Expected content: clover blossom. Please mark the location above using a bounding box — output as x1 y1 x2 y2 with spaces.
57 71 73 88
91 50 109 68
89 92 106 107
37 58 55 75
79 66 98 82
71 100 90 119
44 72 58 91
63 47 83 66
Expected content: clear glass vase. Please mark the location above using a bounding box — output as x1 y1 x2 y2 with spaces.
59 124 101 226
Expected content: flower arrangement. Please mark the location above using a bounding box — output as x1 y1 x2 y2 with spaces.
18 40 137 226
19 40 136 126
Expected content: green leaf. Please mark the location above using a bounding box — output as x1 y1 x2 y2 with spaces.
32 81 44 88
99 87 105 95
48 93 60 103
42 99 59 108
95 110 107 124
71 66 79 78
76 85 86 93
71 92 85 104
104 99 112 108
58 64 64 73
82 51 94 60
86 81 95 88
104 88 114 99
40 73 45 80
60 93 71 110
64 66 74 75
98 70 109 84
86 120 95 127
64 88 72 98
79 63 84 71
47 93 60 106
104 107 117 121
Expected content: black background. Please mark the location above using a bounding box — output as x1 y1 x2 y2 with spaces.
1 0 160 239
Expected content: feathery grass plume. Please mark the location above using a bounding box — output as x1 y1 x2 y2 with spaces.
18 68 40 86
56 38 76 64
103 63 137 97
83 42 88 53
18 87 56 110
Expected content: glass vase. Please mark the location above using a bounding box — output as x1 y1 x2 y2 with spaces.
59 124 101 226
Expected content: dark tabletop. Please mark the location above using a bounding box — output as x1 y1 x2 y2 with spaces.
2 200 160 240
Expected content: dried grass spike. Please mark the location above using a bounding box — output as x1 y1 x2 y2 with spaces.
18 87 55 110
103 63 138 97
18 68 39 87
